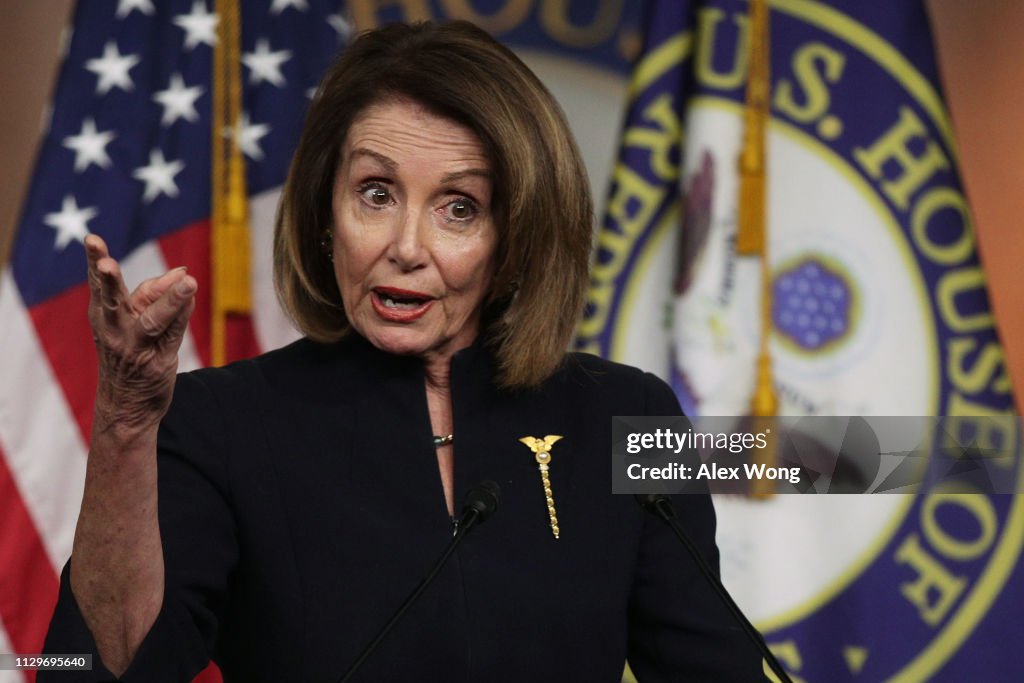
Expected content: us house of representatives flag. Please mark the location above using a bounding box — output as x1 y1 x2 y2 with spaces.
579 0 1024 680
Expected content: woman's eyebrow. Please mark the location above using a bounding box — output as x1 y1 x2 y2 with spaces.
441 168 491 184
349 147 398 172
349 148 489 185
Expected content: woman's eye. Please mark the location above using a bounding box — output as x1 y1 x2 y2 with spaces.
444 198 478 222
358 184 391 207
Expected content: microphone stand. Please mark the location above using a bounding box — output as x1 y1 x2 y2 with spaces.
338 482 500 683
636 494 794 683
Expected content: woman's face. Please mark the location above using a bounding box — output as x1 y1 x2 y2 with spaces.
331 99 497 364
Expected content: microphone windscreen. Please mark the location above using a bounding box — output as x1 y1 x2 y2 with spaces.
463 480 501 523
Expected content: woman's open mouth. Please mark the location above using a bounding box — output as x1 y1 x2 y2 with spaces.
371 287 435 322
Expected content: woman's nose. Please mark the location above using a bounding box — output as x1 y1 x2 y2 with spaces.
387 208 429 271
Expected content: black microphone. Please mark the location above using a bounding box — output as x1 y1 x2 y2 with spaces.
338 481 501 683
634 494 794 683
459 479 500 528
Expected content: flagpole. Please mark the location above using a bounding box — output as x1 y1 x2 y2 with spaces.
211 0 252 367
736 0 777 498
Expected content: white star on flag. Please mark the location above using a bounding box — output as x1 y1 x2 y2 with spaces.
84 41 140 95
133 149 186 202
231 112 272 161
62 118 116 172
328 13 353 41
116 0 155 18
174 0 219 51
242 39 292 88
44 195 97 250
270 0 308 14
153 73 205 126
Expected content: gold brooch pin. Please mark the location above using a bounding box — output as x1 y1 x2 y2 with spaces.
519 435 563 539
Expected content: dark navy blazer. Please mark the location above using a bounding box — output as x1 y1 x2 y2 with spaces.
44 335 765 682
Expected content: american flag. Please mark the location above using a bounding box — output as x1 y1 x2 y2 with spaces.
0 1 347 679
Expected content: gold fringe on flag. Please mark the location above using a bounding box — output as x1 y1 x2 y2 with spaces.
211 0 251 367
737 0 778 498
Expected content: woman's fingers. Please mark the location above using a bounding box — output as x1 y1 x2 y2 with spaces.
83 234 196 434
84 233 109 265
85 235 112 313
129 266 189 315
134 275 197 341
84 234 131 328
84 233 196 355
95 257 131 326
162 284 197 347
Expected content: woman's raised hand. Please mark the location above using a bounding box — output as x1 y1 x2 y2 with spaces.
85 233 197 435
72 234 198 673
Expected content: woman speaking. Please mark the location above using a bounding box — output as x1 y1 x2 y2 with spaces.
44 20 765 682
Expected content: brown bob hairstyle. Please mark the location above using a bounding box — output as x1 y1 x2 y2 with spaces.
274 20 593 389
